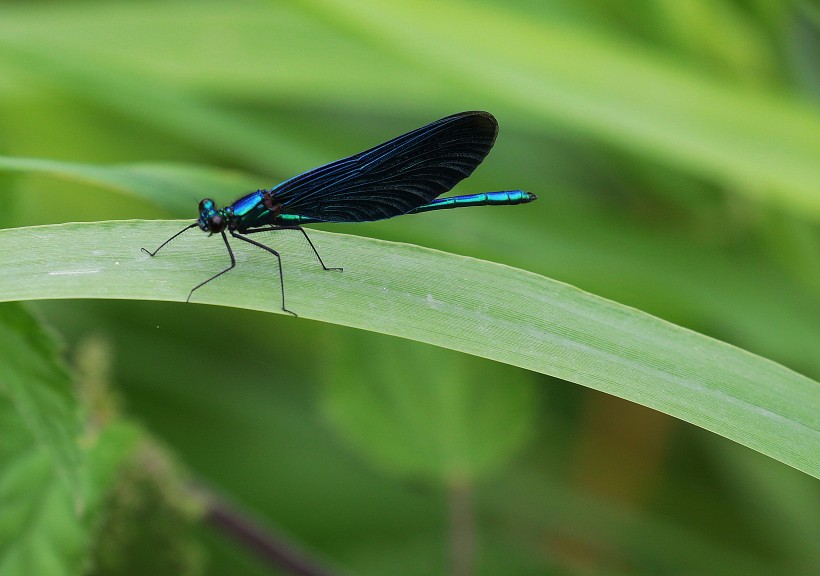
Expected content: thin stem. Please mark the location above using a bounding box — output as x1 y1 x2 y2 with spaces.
202 489 341 576
448 478 475 576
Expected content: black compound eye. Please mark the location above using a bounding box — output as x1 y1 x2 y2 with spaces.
210 214 224 232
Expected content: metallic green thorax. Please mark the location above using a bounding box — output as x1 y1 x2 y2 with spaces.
197 191 282 233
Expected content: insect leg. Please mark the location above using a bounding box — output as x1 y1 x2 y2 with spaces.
230 231 297 317
141 223 198 256
242 226 342 272
187 230 236 302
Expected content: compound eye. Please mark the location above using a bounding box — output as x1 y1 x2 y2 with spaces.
199 198 215 213
210 214 224 232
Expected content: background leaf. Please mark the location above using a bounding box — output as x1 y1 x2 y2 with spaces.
0 415 140 576
0 302 139 575
0 304 84 500
321 335 538 482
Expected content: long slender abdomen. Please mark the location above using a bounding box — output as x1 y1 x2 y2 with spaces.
275 190 537 224
406 190 536 214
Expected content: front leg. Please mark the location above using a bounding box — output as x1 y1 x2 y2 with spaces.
142 223 198 257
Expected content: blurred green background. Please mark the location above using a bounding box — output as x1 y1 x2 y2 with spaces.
1 1 818 575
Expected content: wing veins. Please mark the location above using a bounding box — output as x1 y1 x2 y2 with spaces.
272 111 498 222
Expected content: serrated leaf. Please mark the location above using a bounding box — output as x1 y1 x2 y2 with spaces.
0 304 83 500
0 304 140 575
0 399 139 576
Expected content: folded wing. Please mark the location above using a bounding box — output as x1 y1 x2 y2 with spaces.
273 111 499 223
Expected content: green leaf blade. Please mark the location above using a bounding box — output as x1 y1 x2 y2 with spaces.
0 220 816 478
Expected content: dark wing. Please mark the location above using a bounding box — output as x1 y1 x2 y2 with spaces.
273 111 498 222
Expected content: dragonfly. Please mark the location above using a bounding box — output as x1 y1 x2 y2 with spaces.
142 111 536 316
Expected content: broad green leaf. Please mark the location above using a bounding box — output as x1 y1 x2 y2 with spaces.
0 304 83 500
321 335 537 482
0 416 86 576
0 303 140 575
0 408 138 576
0 221 816 479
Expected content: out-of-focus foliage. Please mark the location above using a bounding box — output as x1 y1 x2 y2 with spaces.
0 304 140 576
0 1 818 575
